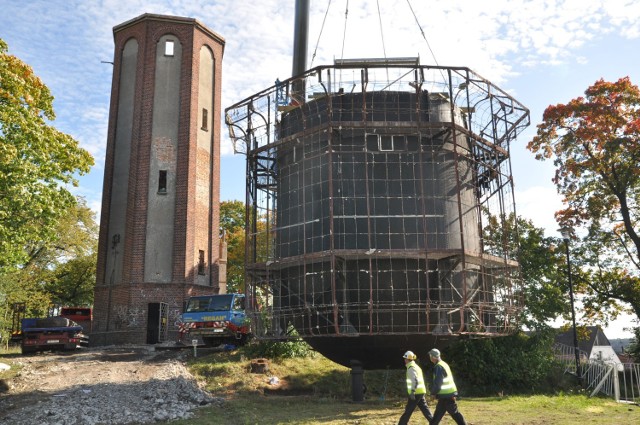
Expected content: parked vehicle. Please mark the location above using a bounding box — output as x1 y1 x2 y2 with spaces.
60 307 93 332
9 302 26 345
20 316 89 354
180 294 250 347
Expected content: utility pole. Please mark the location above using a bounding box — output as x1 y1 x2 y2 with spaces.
561 229 582 384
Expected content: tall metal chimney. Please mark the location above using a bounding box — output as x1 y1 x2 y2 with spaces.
292 0 309 77
291 0 309 102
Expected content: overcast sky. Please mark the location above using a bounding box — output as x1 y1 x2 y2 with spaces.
2 0 639 337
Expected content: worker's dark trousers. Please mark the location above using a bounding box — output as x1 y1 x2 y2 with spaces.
431 397 467 425
398 394 433 425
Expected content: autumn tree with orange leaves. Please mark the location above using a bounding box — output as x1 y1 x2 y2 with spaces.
528 77 640 328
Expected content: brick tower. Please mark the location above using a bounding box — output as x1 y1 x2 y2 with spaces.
92 14 226 345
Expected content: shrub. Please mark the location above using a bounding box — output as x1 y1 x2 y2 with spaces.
243 338 315 359
443 330 569 395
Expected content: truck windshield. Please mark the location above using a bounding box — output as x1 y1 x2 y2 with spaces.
186 295 233 312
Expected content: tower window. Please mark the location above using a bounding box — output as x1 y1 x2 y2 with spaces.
158 170 167 194
366 134 407 151
379 136 394 151
201 108 208 131
198 250 206 275
165 40 174 57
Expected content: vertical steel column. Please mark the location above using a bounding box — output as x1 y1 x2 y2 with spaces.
292 0 309 100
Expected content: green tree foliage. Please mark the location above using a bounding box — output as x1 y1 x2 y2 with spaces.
220 200 245 234
628 327 640 362
483 213 572 330
0 200 97 339
220 200 246 293
516 218 570 330
243 338 314 359
40 199 98 307
0 38 94 270
45 253 96 307
445 330 569 395
527 77 640 325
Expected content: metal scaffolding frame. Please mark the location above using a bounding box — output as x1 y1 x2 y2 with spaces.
225 62 530 361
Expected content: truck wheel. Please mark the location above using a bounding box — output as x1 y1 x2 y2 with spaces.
202 337 222 348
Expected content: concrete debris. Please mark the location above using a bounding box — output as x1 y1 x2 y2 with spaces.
0 346 224 425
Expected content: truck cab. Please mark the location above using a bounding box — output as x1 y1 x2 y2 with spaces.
181 294 249 347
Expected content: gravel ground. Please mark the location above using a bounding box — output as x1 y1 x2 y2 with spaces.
0 344 222 425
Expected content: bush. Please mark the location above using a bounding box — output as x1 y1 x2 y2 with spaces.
443 330 569 396
627 327 640 362
243 338 315 359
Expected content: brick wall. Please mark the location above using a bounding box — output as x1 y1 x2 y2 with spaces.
92 14 226 346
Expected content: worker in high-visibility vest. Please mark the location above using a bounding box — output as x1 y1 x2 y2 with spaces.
398 350 433 425
428 348 467 425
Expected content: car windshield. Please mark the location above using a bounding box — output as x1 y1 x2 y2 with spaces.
186 295 233 312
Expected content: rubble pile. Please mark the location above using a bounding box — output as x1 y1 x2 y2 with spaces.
0 347 223 425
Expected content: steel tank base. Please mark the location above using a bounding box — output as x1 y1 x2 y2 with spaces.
303 333 459 370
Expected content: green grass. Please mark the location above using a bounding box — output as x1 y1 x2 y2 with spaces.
178 394 639 425
0 346 23 381
2 344 637 424
177 346 640 424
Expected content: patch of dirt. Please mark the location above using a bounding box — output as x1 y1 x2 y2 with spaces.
0 345 220 425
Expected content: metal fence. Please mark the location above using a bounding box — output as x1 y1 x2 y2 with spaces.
554 343 640 403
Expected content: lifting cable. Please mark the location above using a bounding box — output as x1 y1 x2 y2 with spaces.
310 0 333 68
337 0 350 87
376 0 388 61
376 0 390 82
406 0 440 67
340 0 349 62
405 0 447 85
311 0 446 86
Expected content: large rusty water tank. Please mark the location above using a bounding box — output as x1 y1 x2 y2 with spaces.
225 63 529 369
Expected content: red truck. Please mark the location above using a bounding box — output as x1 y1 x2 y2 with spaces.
20 316 89 354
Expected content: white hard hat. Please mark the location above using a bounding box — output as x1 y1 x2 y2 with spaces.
429 348 441 358
403 350 416 360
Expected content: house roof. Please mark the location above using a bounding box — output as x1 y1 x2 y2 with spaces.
554 325 611 358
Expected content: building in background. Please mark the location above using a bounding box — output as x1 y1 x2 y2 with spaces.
92 14 226 345
556 326 624 370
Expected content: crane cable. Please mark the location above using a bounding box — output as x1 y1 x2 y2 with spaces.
376 0 390 82
406 0 440 67
340 0 349 62
376 0 388 61
310 1 445 84
405 0 447 85
310 0 333 68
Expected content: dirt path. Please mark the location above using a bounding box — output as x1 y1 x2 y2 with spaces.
0 345 219 424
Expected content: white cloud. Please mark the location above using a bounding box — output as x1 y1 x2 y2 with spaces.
3 0 640 230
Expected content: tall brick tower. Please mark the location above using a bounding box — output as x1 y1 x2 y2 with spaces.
92 14 226 345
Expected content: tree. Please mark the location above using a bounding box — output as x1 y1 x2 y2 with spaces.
516 218 570 330
527 77 640 325
0 38 94 270
483 213 571 330
45 252 96 307
628 327 640 362
40 199 98 307
220 200 246 293
0 199 97 332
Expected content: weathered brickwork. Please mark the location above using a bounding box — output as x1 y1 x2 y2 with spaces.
93 14 226 346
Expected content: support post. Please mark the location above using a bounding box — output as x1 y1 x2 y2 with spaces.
350 360 365 402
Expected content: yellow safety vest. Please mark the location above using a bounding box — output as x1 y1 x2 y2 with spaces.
405 361 427 395
436 360 458 395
